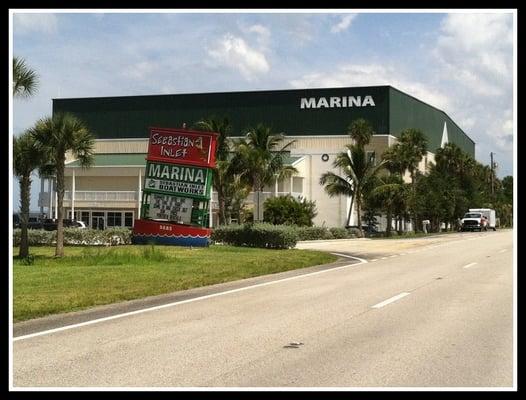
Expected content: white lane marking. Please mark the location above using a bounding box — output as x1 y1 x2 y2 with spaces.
463 262 478 269
371 292 411 309
370 259 378 262
14 257 367 342
380 257 388 260
498 249 507 253
389 255 398 258
330 253 369 264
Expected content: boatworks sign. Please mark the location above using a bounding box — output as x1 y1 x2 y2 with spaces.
147 127 218 167
144 161 212 199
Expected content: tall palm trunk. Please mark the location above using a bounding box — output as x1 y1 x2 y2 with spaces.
253 173 263 222
385 209 392 237
355 190 364 238
410 170 418 233
218 188 227 225
19 176 31 258
55 154 65 257
346 195 355 227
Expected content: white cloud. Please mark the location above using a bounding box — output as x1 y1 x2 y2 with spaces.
290 63 451 111
331 14 357 33
247 24 271 50
248 24 270 38
122 61 158 80
434 13 513 97
14 13 58 35
432 13 514 175
207 34 269 80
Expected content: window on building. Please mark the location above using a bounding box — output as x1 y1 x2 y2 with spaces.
292 177 303 194
107 212 122 227
124 212 134 227
366 151 376 165
80 211 90 226
92 212 105 230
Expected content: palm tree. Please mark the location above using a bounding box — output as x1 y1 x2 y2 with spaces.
396 129 428 232
13 57 38 98
193 116 231 162
398 128 428 186
232 124 297 222
212 159 252 225
227 172 252 224
348 118 374 147
13 131 52 258
320 144 386 237
193 117 233 225
30 113 95 257
381 145 408 177
370 173 407 236
435 143 475 180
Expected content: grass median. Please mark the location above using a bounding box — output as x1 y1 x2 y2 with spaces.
12 245 337 322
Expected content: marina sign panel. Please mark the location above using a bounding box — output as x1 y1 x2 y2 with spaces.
146 127 218 168
144 161 212 199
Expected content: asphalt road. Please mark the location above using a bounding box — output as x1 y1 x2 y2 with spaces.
12 230 514 388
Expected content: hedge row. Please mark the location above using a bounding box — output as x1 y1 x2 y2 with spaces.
13 225 358 249
211 224 359 248
211 223 298 249
12 228 132 246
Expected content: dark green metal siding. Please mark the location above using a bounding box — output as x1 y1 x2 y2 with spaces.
53 86 390 139
53 85 474 157
388 87 475 156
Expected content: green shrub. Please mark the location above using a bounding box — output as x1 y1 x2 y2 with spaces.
12 228 132 246
295 226 334 241
13 229 55 246
263 195 317 227
328 227 350 239
211 223 298 249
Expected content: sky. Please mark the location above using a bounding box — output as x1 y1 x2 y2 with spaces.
11 10 516 212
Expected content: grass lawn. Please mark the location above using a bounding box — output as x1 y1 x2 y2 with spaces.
12 245 337 322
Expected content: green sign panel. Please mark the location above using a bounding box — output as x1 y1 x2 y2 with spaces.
144 161 212 199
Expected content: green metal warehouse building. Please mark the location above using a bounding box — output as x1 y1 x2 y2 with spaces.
40 85 474 229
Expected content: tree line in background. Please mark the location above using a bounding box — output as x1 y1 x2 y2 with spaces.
322 119 514 237
13 56 514 260
194 116 514 238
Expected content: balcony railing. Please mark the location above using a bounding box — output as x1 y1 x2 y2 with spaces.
211 191 303 208
64 191 137 202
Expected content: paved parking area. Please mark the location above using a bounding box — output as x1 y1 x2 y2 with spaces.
296 231 492 260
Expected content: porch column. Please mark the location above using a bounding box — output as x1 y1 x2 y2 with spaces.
48 178 53 218
274 177 278 197
209 188 213 228
138 168 142 219
289 176 293 195
71 169 75 219
39 177 45 216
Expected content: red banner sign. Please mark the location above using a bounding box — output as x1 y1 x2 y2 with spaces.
146 127 218 168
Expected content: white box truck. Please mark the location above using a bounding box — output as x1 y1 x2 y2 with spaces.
460 208 496 231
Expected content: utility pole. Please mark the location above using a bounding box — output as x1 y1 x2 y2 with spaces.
490 152 496 199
